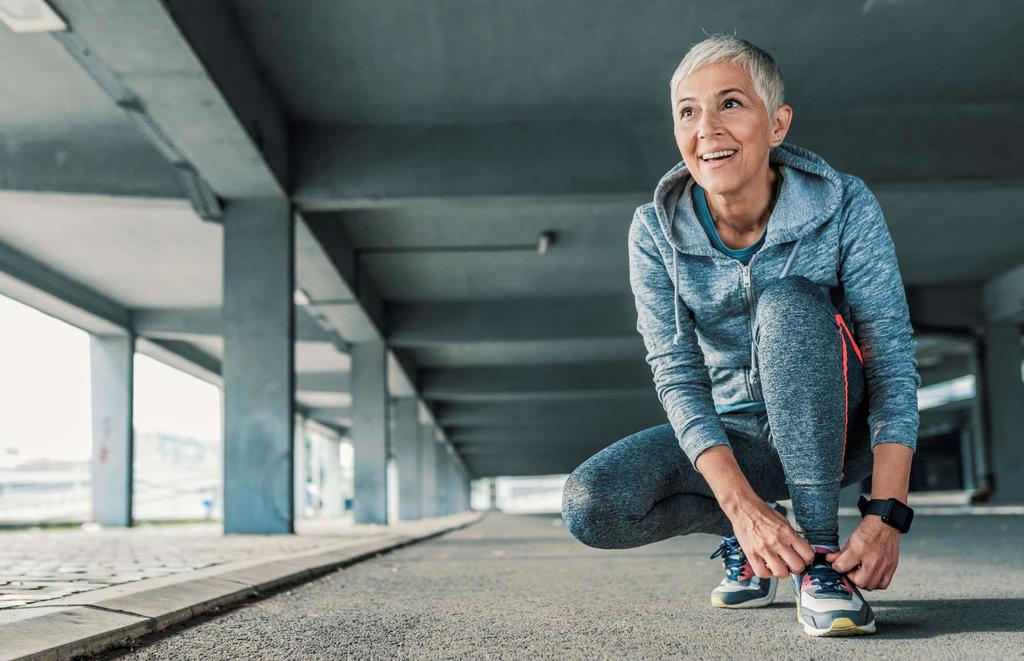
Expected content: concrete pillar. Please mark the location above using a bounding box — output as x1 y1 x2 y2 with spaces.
322 435 343 517
982 323 1024 502
89 333 134 526
435 439 449 516
450 462 463 513
293 415 305 520
223 199 294 534
394 398 421 520
419 423 437 517
352 340 389 523
448 456 459 513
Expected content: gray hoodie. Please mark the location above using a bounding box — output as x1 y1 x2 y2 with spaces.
628 142 920 465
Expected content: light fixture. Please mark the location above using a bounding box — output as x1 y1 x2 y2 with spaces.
537 231 557 256
0 0 66 33
293 289 312 306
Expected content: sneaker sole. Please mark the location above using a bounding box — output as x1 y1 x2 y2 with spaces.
710 578 777 609
795 598 876 636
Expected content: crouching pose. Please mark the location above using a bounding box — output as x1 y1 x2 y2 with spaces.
561 34 919 637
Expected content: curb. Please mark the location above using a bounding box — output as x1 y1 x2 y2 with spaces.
1 511 485 660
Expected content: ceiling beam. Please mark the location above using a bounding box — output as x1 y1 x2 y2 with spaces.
0 237 129 334
984 262 1024 324
133 306 344 345
907 283 985 331
296 371 351 394
437 396 663 426
52 0 287 199
293 110 1024 210
135 337 221 385
387 296 637 345
422 362 654 401
0 129 185 199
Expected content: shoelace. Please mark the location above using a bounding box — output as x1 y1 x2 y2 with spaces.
709 537 747 581
807 562 851 597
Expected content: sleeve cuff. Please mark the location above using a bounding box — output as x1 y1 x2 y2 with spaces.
678 416 732 466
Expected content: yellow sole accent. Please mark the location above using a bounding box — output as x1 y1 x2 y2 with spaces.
797 598 875 636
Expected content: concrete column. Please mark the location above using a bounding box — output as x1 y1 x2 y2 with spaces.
352 341 389 523
223 199 294 534
393 397 421 520
89 332 134 526
450 461 462 513
448 456 459 513
322 435 343 517
293 415 305 520
982 323 1024 502
419 423 437 517
435 439 449 516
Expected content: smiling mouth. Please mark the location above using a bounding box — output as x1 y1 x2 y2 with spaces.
701 149 737 162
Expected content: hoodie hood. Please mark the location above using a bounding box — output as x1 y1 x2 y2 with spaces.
650 143 846 344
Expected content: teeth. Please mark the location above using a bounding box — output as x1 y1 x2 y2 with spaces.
701 149 736 160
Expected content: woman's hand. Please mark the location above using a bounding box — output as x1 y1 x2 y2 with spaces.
695 446 815 578
826 516 900 590
730 499 815 579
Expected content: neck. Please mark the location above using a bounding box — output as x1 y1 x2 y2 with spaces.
704 164 779 234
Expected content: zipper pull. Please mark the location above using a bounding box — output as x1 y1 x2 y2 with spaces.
741 265 751 288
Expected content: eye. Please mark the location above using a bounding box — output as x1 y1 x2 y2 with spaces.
678 106 694 120
722 98 742 110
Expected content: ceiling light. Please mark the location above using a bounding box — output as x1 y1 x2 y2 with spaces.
537 231 556 256
0 0 66 33
293 289 312 306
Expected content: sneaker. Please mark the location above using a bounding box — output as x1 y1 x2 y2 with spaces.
793 549 876 636
709 535 777 608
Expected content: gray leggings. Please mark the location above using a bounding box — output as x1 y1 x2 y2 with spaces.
561 276 873 548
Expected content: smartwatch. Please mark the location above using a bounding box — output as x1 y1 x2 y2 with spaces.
857 495 914 533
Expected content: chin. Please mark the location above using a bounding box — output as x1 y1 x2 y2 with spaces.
698 173 742 196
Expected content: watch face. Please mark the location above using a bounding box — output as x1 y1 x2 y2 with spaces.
885 501 913 533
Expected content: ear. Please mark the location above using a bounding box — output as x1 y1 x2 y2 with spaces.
769 104 793 148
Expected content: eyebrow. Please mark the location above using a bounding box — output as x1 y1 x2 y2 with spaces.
675 88 748 106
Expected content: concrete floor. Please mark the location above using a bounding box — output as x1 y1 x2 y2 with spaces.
106 512 1024 659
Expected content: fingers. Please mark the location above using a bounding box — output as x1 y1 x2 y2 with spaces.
830 547 858 574
763 554 790 579
748 553 773 579
847 565 873 590
792 537 815 565
779 546 807 574
848 560 897 591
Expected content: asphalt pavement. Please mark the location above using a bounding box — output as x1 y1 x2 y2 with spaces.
105 512 1024 659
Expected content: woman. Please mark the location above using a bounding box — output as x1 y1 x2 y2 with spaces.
561 34 919 637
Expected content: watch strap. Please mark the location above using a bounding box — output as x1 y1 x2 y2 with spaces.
857 495 913 533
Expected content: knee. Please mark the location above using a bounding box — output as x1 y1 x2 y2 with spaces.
561 472 619 549
755 276 830 332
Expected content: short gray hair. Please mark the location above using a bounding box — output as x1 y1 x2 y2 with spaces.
669 34 785 117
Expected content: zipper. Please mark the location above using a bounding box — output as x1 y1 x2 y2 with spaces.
740 260 763 401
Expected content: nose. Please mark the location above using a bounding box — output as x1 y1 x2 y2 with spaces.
697 108 723 140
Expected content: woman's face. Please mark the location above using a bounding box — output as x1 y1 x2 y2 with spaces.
672 61 791 196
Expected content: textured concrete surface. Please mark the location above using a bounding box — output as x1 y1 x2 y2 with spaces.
0 516 454 609
0 517 475 609
1 513 480 660
104 512 1024 659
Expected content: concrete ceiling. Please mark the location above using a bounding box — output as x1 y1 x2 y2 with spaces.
226 0 1024 126
1 0 1021 477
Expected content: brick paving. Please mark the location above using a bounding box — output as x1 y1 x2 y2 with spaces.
0 518 388 609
